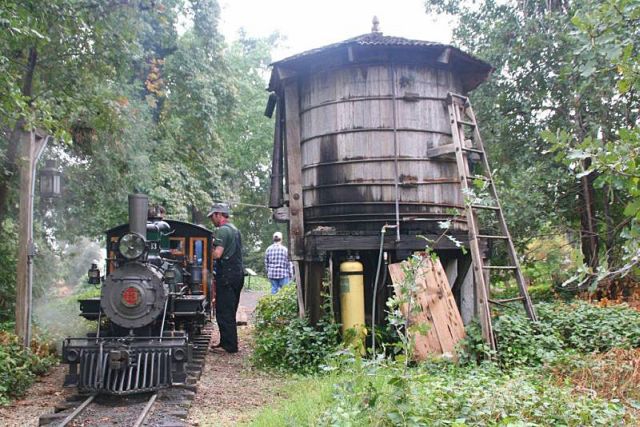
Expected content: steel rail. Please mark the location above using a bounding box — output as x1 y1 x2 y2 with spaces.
57 394 96 427
133 393 158 427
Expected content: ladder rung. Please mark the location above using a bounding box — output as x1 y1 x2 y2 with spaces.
449 94 469 105
450 93 468 100
462 147 484 155
477 234 509 240
458 120 476 127
489 297 524 304
483 266 517 270
471 204 500 211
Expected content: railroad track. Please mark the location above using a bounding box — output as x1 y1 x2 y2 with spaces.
39 327 211 427
54 392 157 427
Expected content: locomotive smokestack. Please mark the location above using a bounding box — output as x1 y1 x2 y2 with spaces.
128 194 148 239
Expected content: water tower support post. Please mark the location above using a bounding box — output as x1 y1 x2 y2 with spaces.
283 80 306 318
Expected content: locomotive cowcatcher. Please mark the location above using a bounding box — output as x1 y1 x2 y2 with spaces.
62 194 214 395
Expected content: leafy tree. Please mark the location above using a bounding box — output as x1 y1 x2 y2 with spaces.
1 0 280 315
216 31 284 271
151 0 236 220
551 0 640 283
0 0 147 228
424 0 639 283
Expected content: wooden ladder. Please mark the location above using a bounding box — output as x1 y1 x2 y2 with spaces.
433 92 538 350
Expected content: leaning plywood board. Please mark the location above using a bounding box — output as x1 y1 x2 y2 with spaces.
388 256 465 360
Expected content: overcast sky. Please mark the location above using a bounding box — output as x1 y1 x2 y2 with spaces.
219 0 454 61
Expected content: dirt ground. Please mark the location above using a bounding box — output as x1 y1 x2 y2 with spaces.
0 289 287 427
0 361 73 427
188 290 290 426
187 325 289 426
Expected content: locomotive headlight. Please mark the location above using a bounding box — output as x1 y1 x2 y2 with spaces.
87 263 101 284
118 232 146 260
66 349 79 362
173 348 186 362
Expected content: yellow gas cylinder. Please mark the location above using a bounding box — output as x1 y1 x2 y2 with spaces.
339 259 366 351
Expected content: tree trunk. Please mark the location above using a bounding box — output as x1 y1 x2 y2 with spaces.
0 47 38 229
579 162 599 269
573 93 599 271
603 184 615 269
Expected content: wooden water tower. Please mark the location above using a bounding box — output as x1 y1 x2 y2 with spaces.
266 21 493 328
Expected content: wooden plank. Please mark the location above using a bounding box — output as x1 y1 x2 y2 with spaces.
425 260 466 349
284 80 305 260
305 261 324 325
388 255 465 360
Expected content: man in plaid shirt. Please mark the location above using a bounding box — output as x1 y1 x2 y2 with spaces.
264 231 291 294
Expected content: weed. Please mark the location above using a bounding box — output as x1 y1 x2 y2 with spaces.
252 285 340 374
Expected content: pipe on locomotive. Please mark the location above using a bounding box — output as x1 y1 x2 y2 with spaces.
128 193 149 239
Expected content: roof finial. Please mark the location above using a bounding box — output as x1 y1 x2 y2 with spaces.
372 16 380 33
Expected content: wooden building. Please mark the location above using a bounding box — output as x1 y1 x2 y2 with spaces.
266 23 493 330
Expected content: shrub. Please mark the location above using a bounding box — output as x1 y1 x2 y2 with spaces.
0 225 18 322
537 301 640 352
461 301 640 368
320 360 626 426
0 327 57 405
522 235 580 287
252 284 340 374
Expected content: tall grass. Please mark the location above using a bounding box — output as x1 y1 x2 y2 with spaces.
248 374 338 426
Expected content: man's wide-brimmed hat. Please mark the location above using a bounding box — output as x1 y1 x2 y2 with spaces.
207 202 230 217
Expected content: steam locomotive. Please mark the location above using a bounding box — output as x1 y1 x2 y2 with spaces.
62 194 214 395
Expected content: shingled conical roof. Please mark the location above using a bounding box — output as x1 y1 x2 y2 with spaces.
268 31 493 93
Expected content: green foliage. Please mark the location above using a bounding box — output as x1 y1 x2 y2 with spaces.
243 275 271 292
250 374 339 427
0 325 57 405
521 235 581 287
216 33 284 271
462 301 640 368
252 285 340 374
0 223 18 322
527 283 559 302
492 312 565 368
260 358 626 426
1 1 282 319
537 302 640 353
426 0 640 277
384 252 434 365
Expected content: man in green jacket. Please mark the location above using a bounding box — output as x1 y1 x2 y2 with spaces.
208 202 244 353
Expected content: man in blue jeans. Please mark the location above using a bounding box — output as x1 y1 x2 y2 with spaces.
264 231 291 294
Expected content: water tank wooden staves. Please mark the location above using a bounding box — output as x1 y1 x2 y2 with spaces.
267 31 492 260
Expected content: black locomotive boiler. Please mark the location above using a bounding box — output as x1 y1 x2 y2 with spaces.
62 194 214 395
